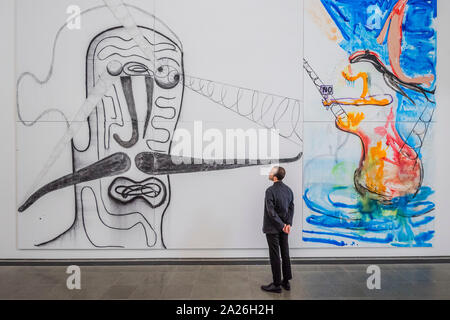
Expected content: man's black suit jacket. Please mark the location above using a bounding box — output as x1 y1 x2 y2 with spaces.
262 181 294 234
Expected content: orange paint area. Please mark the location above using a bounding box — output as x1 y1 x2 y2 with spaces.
343 70 369 97
337 112 364 133
323 69 393 107
365 141 387 195
306 2 342 42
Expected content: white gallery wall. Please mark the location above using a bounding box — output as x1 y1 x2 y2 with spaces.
1 0 450 259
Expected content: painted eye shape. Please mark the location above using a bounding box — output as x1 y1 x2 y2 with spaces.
154 64 181 89
122 62 150 75
106 60 123 76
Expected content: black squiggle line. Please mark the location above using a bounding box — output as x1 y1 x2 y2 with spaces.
145 96 177 149
80 186 124 248
100 52 152 62
143 77 154 139
144 36 177 51
115 183 161 198
16 5 105 128
185 76 302 145
99 180 157 248
160 175 171 249
107 176 167 208
104 85 125 149
97 44 174 61
112 77 139 148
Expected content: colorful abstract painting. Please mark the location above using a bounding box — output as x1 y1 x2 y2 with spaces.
302 0 437 247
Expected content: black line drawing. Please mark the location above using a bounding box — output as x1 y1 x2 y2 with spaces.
349 50 435 105
184 76 303 145
17 4 302 249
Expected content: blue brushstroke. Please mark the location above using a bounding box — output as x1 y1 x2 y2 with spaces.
320 0 437 157
302 237 347 247
303 183 435 247
391 231 434 247
304 230 394 243
410 216 434 227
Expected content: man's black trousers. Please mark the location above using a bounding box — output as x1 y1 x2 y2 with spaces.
266 232 292 286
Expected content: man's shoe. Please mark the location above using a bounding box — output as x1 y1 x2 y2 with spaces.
281 280 290 291
261 283 282 293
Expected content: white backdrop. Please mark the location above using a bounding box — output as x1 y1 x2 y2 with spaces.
2 0 450 258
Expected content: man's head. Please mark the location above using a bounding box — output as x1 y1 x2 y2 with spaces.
269 166 286 182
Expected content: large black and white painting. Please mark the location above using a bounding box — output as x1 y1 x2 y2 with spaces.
17 0 303 249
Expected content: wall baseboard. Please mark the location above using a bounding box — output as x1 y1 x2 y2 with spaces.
0 256 449 266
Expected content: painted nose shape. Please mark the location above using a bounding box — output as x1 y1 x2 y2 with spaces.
18 152 131 212
113 75 154 148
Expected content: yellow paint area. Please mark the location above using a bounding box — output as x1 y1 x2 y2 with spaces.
342 70 369 98
365 141 387 194
323 69 392 107
337 112 364 132
323 95 392 107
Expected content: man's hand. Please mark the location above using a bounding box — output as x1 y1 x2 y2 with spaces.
282 224 291 234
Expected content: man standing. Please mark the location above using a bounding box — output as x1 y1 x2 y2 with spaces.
261 166 294 293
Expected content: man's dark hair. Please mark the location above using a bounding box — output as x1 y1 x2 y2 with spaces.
274 166 286 180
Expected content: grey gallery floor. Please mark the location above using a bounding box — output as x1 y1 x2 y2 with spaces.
1 263 450 300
